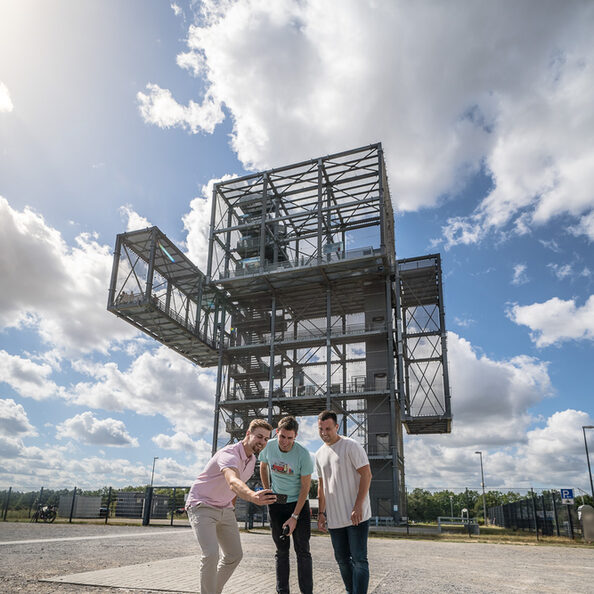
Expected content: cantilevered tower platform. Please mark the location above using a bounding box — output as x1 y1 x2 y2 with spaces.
107 143 451 521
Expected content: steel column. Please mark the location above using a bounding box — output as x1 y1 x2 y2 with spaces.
385 276 401 521
317 158 323 264
144 228 158 302
436 254 452 419
268 294 276 424
212 312 226 455
107 234 122 308
326 288 332 410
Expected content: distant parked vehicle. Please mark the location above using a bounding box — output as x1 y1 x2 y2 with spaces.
99 507 109 518
31 504 57 523
174 506 187 516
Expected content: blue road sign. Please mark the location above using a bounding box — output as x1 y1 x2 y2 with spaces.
560 488 574 504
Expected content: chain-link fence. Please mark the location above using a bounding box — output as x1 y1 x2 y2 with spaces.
488 491 582 539
0 486 192 526
405 486 592 540
2 484 592 539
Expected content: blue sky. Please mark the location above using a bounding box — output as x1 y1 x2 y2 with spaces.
1 0 593 495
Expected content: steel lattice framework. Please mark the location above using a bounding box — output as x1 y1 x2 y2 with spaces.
107 143 451 521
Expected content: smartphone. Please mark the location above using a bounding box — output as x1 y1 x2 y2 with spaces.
274 493 287 504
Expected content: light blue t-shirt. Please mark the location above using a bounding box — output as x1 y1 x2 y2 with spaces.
259 438 314 503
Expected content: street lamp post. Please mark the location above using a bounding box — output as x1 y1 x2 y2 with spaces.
583 426 594 499
150 456 159 488
449 495 454 518
475 451 487 526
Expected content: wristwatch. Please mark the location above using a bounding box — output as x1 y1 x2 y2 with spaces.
291 513 299 520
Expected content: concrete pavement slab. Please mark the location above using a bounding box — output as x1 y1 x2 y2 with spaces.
43 554 386 592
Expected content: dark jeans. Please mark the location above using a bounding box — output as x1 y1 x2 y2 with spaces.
269 500 313 594
329 520 369 594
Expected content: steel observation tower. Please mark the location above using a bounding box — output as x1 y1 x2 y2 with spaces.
107 143 451 521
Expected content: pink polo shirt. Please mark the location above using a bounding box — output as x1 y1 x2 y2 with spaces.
186 441 255 509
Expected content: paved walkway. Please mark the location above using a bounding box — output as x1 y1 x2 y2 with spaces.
43 553 379 592
1 522 593 593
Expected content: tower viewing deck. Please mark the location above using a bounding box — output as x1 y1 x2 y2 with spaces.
107 227 224 368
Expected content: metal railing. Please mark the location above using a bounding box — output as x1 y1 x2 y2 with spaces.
229 322 387 349
224 378 391 402
115 291 219 349
222 246 379 279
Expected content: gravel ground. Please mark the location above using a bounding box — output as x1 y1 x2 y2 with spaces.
1 521 593 593
0 523 195 593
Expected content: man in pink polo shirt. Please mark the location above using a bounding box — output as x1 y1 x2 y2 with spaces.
186 418 276 594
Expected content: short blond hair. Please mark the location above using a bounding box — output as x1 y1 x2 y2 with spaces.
248 418 273 433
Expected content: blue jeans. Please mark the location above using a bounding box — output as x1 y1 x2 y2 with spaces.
329 520 369 594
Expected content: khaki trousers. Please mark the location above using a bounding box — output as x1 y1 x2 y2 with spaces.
187 504 243 594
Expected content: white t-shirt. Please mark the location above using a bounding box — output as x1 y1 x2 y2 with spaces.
315 436 372 529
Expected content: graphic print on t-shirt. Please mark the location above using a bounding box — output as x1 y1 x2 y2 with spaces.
271 460 294 475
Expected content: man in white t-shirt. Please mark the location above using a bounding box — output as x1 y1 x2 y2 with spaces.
315 410 372 594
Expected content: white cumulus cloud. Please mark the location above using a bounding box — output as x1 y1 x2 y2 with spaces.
66 346 217 435
137 83 224 134
0 81 14 112
0 443 154 490
0 196 137 354
486 409 593 489
119 204 152 232
569 209 594 241
547 262 573 281
0 398 37 437
182 174 235 270
177 51 206 77
404 331 557 489
511 263 529 286
443 333 553 446
405 405 593 490
56 411 139 447
0 351 60 400
405 407 593 490
507 295 594 347
153 431 211 457
141 0 594 242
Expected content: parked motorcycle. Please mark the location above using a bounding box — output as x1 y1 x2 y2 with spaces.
31 504 57 523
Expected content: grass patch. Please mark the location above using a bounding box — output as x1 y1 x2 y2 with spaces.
248 524 591 547
368 526 593 548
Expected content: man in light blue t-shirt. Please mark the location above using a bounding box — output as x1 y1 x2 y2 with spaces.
260 415 314 594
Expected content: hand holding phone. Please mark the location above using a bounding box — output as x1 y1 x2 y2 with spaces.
253 489 277 506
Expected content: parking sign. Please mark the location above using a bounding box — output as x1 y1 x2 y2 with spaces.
560 488 574 505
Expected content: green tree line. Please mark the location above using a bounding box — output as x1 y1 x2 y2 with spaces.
406 488 525 522
0 485 163 513
406 488 593 522
2 485 591 519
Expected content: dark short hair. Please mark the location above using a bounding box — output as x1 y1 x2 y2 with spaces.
277 415 299 433
318 410 337 424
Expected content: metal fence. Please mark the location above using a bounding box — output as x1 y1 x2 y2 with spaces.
2 485 590 540
0 486 192 526
488 491 582 539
